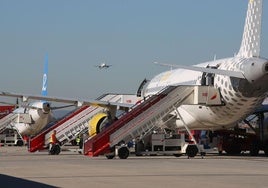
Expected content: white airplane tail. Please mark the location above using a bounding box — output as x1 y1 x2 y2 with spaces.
237 0 263 58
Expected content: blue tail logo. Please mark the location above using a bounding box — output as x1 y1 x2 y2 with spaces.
42 54 48 96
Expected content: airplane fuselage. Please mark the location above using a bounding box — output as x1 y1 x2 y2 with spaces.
12 101 53 136
144 56 268 130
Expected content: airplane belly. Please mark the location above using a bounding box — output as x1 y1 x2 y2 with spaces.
175 105 228 130
175 106 204 130
175 95 264 130
174 106 233 130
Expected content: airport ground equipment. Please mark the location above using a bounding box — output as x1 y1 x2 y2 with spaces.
135 132 188 157
84 85 223 159
134 131 207 158
0 113 18 133
0 128 24 146
0 105 16 133
28 94 139 153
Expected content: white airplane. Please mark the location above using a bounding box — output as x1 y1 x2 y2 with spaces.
143 0 268 131
10 54 54 136
0 0 267 136
3 55 72 136
95 63 112 69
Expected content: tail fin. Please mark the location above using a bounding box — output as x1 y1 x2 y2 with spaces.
41 54 48 96
237 0 263 58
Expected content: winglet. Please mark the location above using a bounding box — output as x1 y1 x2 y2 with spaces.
41 54 48 96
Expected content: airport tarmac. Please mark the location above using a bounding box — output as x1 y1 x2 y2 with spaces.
1 146 268 188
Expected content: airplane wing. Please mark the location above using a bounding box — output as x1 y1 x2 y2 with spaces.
154 62 245 79
0 91 133 109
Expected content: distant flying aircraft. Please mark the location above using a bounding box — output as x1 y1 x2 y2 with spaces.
95 63 112 69
0 0 267 138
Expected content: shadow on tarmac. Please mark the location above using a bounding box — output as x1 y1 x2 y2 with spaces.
0 174 57 188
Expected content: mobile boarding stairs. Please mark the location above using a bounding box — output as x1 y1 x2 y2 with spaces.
83 85 223 159
28 93 139 154
0 113 18 134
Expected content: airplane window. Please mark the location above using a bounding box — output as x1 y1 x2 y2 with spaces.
224 96 230 101
228 91 234 97
225 81 228 88
231 98 238 102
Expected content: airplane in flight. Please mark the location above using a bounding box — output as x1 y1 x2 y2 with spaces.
95 63 112 69
0 0 267 137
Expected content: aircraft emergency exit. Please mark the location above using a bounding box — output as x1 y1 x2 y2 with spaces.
0 0 267 134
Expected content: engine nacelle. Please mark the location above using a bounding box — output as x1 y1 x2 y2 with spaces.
89 113 107 136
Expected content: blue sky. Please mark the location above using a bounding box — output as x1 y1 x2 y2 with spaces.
0 0 267 100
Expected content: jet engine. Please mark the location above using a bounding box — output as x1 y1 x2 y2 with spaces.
88 113 108 136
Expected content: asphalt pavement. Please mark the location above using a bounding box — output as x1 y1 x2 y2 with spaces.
1 146 268 188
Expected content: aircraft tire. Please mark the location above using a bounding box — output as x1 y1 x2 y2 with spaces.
16 139 24 146
118 146 129 159
186 145 198 158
